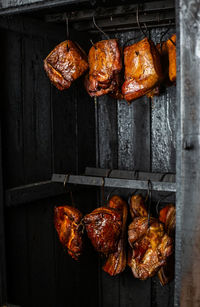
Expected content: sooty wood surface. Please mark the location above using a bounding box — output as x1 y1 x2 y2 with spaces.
1 15 176 307
97 28 176 307
1 18 97 307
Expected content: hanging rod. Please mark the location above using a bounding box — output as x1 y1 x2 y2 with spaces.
52 168 176 192
45 0 175 32
6 168 176 207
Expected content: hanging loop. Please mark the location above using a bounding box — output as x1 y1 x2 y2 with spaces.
101 177 105 206
63 173 70 190
146 179 152 228
64 12 70 51
156 192 175 214
136 5 148 38
92 15 110 40
63 173 75 207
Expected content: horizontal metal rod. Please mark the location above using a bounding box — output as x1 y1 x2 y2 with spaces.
6 169 176 207
46 0 175 32
5 180 66 207
0 0 87 16
46 0 175 23
52 173 176 192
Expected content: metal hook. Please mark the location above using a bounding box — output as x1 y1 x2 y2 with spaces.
64 173 70 189
156 192 175 214
92 15 110 40
101 176 106 206
64 12 70 51
63 174 75 207
136 5 148 38
146 179 152 228
106 187 119 203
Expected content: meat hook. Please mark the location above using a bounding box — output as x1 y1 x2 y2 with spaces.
64 12 70 51
101 176 105 206
136 5 149 39
146 179 152 228
156 192 175 215
63 173 75 207
92 15 110 40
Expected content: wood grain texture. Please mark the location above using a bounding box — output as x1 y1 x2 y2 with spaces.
175 1 200 306
150 27 176 307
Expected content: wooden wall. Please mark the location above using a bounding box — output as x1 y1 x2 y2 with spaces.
1 15 176 307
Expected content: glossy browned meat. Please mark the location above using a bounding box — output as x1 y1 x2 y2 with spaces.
128 217 173 280
44 40 88 90
129 194 148 219
166 34 176 83
54 205 83 260
84 206 122 254
85 39 122 97
159 204 176 236
158 204 176 286
122 37 163 103
103 196 127 276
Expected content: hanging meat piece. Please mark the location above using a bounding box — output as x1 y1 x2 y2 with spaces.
128 217 173 280
158 204 176 286
54 205 84 260
128 194 173 280
129 194 148 219
156 41 171 87
44 40 88 90
85 39 122 97
103 196 128 276
166 34 176 83
122 37 163 103
84 206 122 254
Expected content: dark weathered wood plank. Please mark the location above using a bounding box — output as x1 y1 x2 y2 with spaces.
0 125 7 305
1 30 25 188
23 36 52 183
150 27 176 307
75 77 96 173
21 34 56 307
115 31 152 307
175 1 200 306
1 30 30 306
96 92 119 307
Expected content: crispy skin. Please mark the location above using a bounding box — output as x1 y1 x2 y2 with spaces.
84 206 122 254
166 34 176 83
44 40 88 90
129 194 148 219
54 205 83 260
158 204 176 286
85 39 122 97
128 218 173 280
103 196 127 276
122 37 163 102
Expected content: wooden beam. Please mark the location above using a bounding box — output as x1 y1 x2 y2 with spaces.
175 0 200 306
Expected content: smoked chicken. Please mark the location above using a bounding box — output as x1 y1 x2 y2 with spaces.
54 205 84 260
128 194 173 280
166 34 176 83
122 37 163 103
158 204 176 286
84 205 122 254
44 40 88 90
85 39 122 97
103 196 128 276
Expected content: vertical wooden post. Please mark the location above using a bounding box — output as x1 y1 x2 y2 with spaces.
0 122 7 304
175 0 200 306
